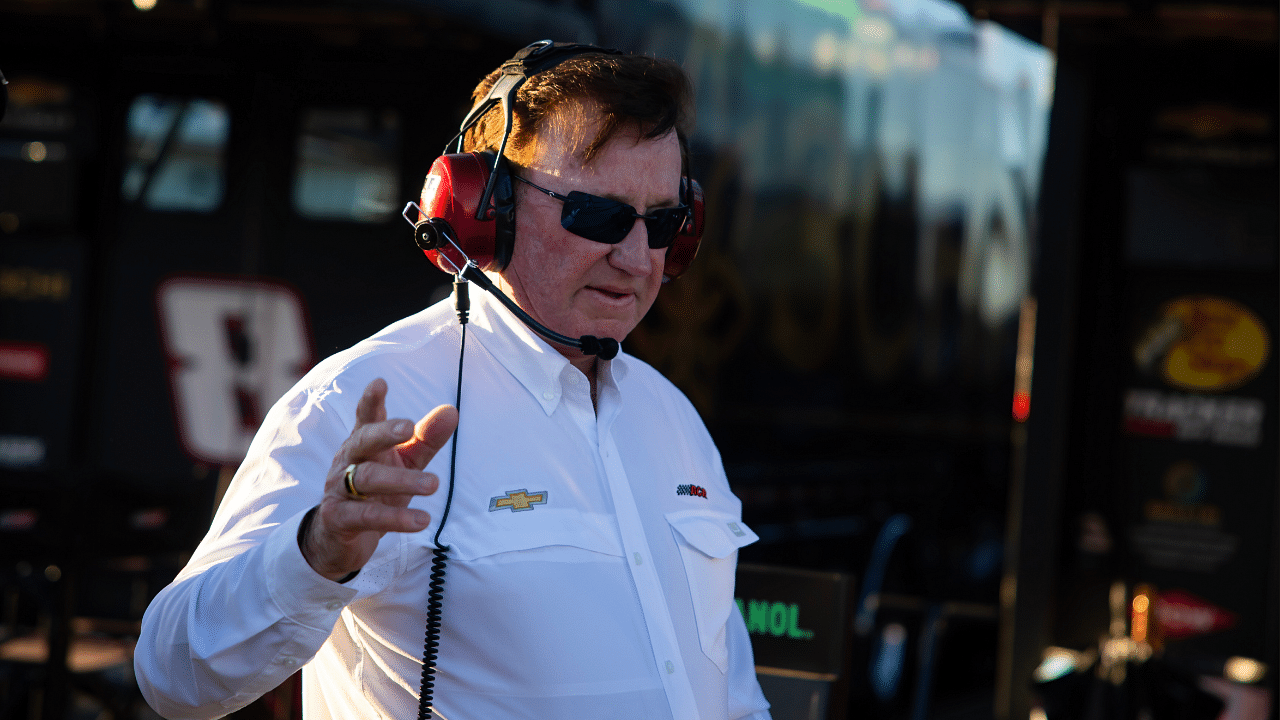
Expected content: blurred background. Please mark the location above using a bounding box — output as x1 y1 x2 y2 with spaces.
0 0 1273 719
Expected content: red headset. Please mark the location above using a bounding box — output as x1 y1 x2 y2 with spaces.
414 41 703 282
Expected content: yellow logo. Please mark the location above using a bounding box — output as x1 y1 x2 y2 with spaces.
1134 295 1269 392
488 489 548 512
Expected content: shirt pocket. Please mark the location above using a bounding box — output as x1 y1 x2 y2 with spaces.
444 506 624 563
666 510 759 673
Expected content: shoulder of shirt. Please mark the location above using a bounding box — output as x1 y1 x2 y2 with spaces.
617 353 710 435
616 353 736 506
282 298 460 406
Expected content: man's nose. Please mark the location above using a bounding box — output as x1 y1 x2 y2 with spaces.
608 219 656 276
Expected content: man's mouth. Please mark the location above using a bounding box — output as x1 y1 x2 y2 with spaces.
590 287 630 300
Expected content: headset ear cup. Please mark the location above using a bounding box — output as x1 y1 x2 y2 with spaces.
418 152 510 272
663 177 703 281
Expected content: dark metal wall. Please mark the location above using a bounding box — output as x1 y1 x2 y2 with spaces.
1002 8 1278 719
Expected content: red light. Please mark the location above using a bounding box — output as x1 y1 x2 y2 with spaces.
1013 390 1031 422
0 342 50 382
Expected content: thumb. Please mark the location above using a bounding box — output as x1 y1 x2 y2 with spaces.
397 404 459 470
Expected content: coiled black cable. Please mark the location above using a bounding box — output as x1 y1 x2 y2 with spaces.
417 280 469 720
417 546 449 718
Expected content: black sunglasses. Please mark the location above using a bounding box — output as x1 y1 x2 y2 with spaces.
512 173 689 249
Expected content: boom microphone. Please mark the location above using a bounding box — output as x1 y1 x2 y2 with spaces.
409 212 619 360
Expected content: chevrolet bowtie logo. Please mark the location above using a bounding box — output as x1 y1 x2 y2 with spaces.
488 489 549 512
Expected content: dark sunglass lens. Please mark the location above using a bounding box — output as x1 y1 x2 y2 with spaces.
561 191 632 244
644 208 687 249
557 190 686 248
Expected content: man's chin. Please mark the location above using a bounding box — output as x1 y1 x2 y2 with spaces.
577 320 636 344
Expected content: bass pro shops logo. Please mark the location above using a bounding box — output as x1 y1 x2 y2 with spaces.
676 484 708 499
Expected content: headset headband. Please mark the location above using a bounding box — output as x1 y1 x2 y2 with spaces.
454 40 623 221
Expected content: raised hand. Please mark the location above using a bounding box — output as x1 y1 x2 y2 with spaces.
300 378 458 581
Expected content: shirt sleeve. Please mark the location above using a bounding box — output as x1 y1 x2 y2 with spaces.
134 385 360 720
725 583 773 720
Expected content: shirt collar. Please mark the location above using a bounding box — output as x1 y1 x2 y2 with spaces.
468 286 629 415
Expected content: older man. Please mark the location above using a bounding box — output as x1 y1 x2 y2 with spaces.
135 41 771 720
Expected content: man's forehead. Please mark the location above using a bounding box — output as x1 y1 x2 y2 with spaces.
532 102 677 172
534 103 610 166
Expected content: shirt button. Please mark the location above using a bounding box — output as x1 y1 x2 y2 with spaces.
281 656 298 667
665 660 675 674
542 391 555 401
633 552 643 566
325 600 342 611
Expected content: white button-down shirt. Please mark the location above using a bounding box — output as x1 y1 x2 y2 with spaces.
135 289 772 720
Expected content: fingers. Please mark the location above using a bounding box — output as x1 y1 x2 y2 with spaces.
346 417 414 463
333 382 452 499
398 404 459 470
347 383 457 470
354 378 389 429
342 461 438 503
325 498 431 537
302 501 431 581
303 381 452 582
305 458 438 581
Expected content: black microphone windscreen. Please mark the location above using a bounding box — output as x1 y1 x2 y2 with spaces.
597 338 619 360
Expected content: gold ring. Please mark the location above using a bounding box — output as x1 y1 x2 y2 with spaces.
343 463 368 500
